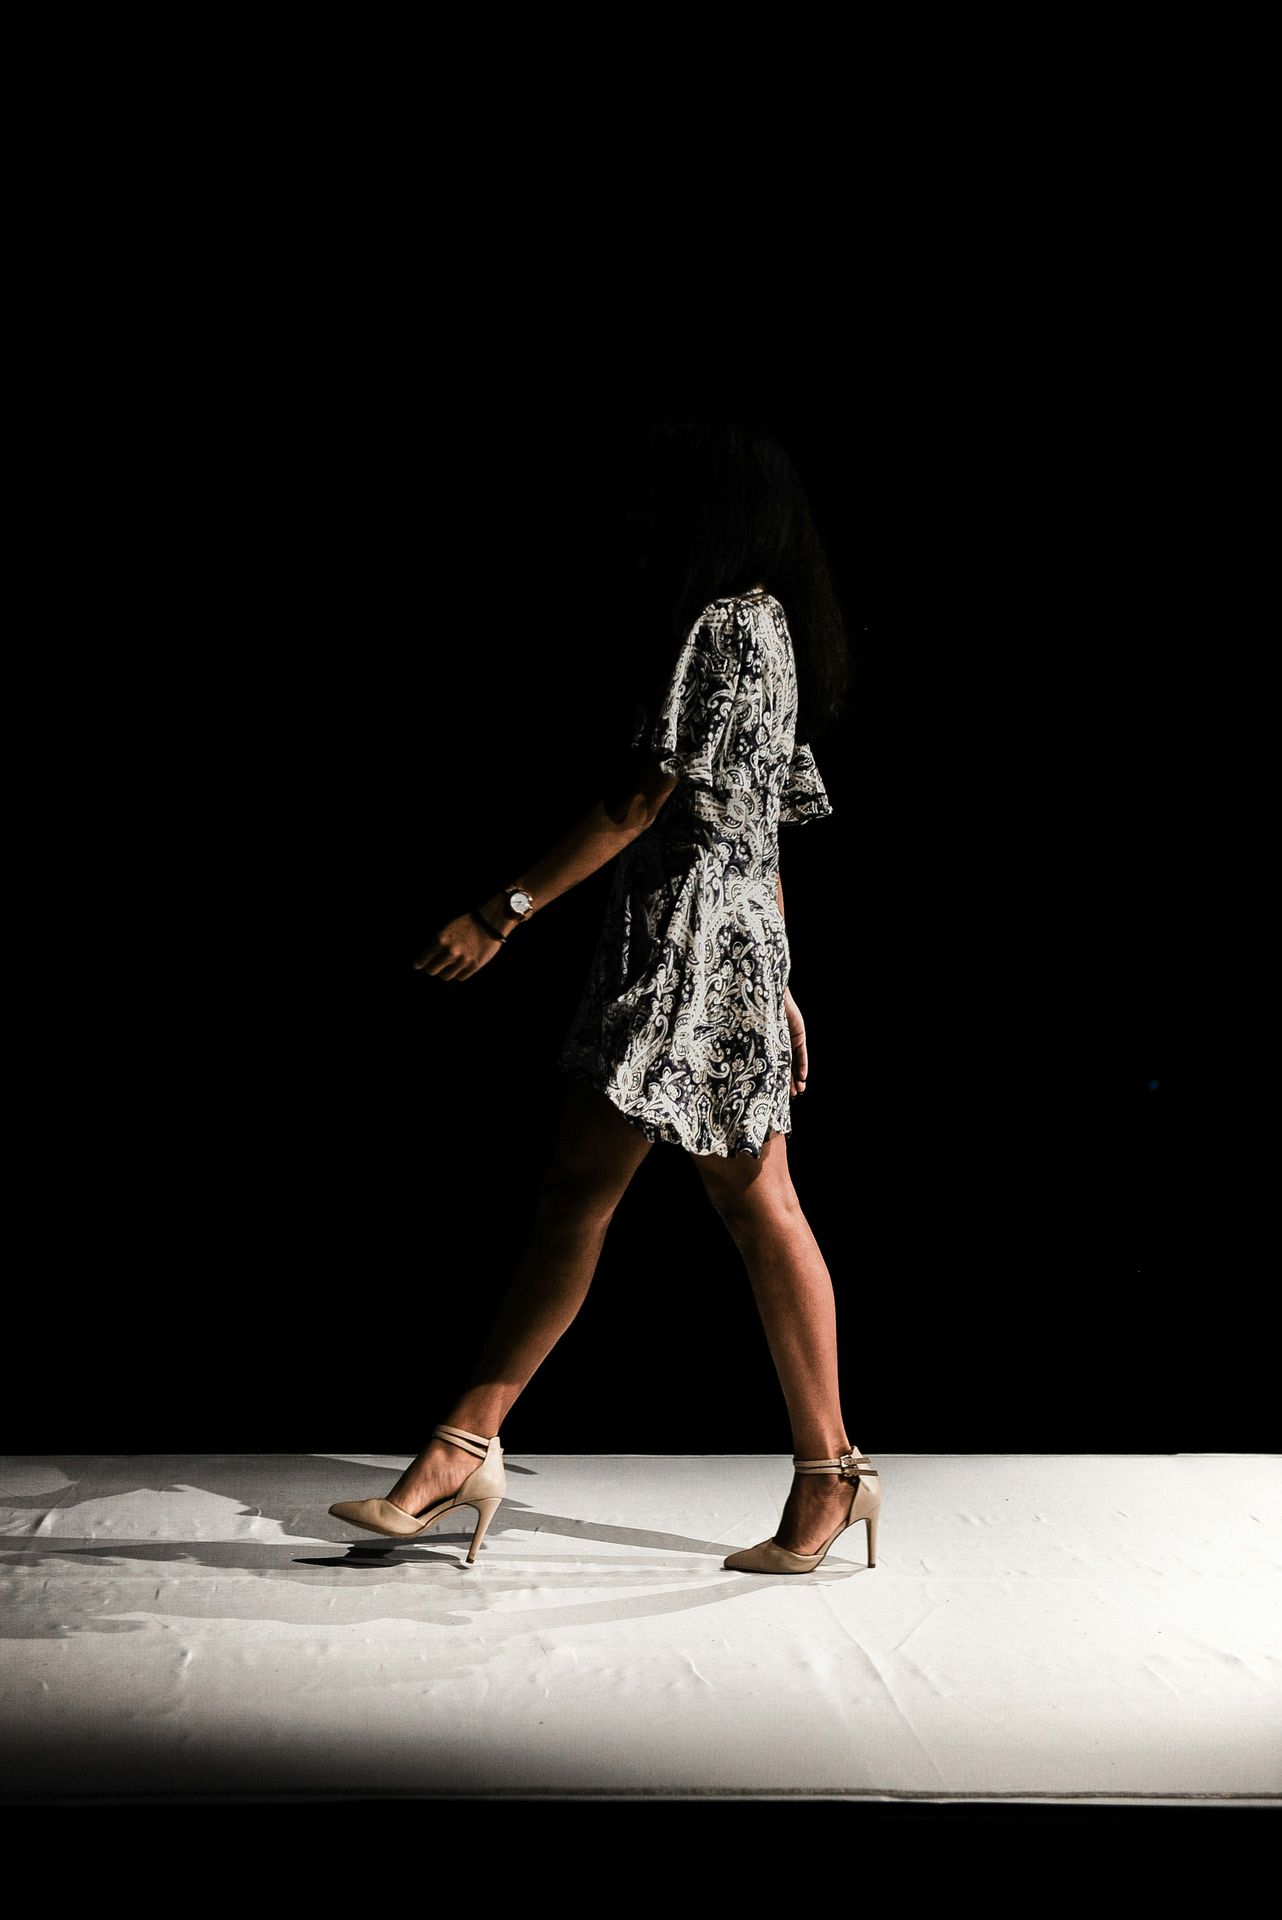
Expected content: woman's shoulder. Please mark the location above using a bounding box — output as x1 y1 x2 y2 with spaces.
709 588 783 618
673 590 783 659
685 587 777 629
677 598 739 650
693 595 739 622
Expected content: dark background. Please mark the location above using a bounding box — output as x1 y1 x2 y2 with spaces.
32 132 1246 1458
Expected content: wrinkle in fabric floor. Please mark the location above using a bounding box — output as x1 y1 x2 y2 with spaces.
1 1453 1278 1804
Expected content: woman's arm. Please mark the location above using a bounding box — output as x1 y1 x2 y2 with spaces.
778 865 807 1093
415 755 680 979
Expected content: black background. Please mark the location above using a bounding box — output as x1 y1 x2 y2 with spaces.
30 127 1250 1460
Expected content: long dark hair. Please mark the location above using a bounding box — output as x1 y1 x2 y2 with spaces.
625 410 852 744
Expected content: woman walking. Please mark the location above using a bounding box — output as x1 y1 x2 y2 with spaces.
330 413 882 1574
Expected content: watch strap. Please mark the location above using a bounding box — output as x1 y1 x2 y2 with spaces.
470 907 507 944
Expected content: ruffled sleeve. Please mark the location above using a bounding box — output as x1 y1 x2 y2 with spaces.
779 738 833 824
630 604 745 789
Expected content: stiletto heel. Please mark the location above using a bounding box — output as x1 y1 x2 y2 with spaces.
328 1423 506 1564
723 1447 882 1574
466 1496 504 1564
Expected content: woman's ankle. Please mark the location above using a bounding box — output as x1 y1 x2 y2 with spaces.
793 1437 854 1462
437 1415 503 1447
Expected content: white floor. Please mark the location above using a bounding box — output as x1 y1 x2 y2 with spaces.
1 1453 1279 1804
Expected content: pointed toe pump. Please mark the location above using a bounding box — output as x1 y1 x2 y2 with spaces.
328 1423 506 1564
723 1447 881 1574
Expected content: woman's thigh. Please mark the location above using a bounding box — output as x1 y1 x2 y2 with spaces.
538 1073 656 1213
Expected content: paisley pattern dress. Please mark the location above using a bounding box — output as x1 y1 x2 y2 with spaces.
556 587 833 1157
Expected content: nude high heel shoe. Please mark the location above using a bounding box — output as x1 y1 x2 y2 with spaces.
328 1423 506 1564
723 1446 881 1573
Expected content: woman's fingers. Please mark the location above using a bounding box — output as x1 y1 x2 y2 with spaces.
442 948 487 979
415 907 511 978
414 933 458 973
415 938 495 979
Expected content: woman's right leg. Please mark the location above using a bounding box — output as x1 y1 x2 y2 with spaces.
384 1074 654 1513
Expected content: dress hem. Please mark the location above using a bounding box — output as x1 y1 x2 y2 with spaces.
556 1060 791 1161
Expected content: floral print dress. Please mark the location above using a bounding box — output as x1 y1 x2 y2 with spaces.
556 587 833 1157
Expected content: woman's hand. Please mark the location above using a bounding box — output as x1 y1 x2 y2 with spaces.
413 909 505 981
784 986 808 1097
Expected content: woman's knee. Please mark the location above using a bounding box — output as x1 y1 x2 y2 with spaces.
698 1150 801 1233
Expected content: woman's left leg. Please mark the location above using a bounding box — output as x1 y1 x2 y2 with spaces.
691 1127 859 1556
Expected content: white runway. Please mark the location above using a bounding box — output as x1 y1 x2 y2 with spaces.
1 1453 1278 1804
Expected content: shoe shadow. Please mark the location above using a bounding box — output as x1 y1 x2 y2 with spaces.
0 1452 867 1641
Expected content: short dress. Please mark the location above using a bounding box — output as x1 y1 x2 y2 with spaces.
556 586 833 1157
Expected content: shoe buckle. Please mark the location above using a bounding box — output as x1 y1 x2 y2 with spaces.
837 1449 860 1480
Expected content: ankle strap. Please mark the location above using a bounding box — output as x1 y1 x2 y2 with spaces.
793 1449 877 1479
433 1423 497 1460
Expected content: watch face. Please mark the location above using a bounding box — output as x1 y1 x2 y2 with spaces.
510 891 532 915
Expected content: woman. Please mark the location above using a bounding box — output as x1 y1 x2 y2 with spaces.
329 413 882 1575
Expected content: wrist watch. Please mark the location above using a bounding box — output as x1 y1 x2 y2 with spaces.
503 881 536 923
